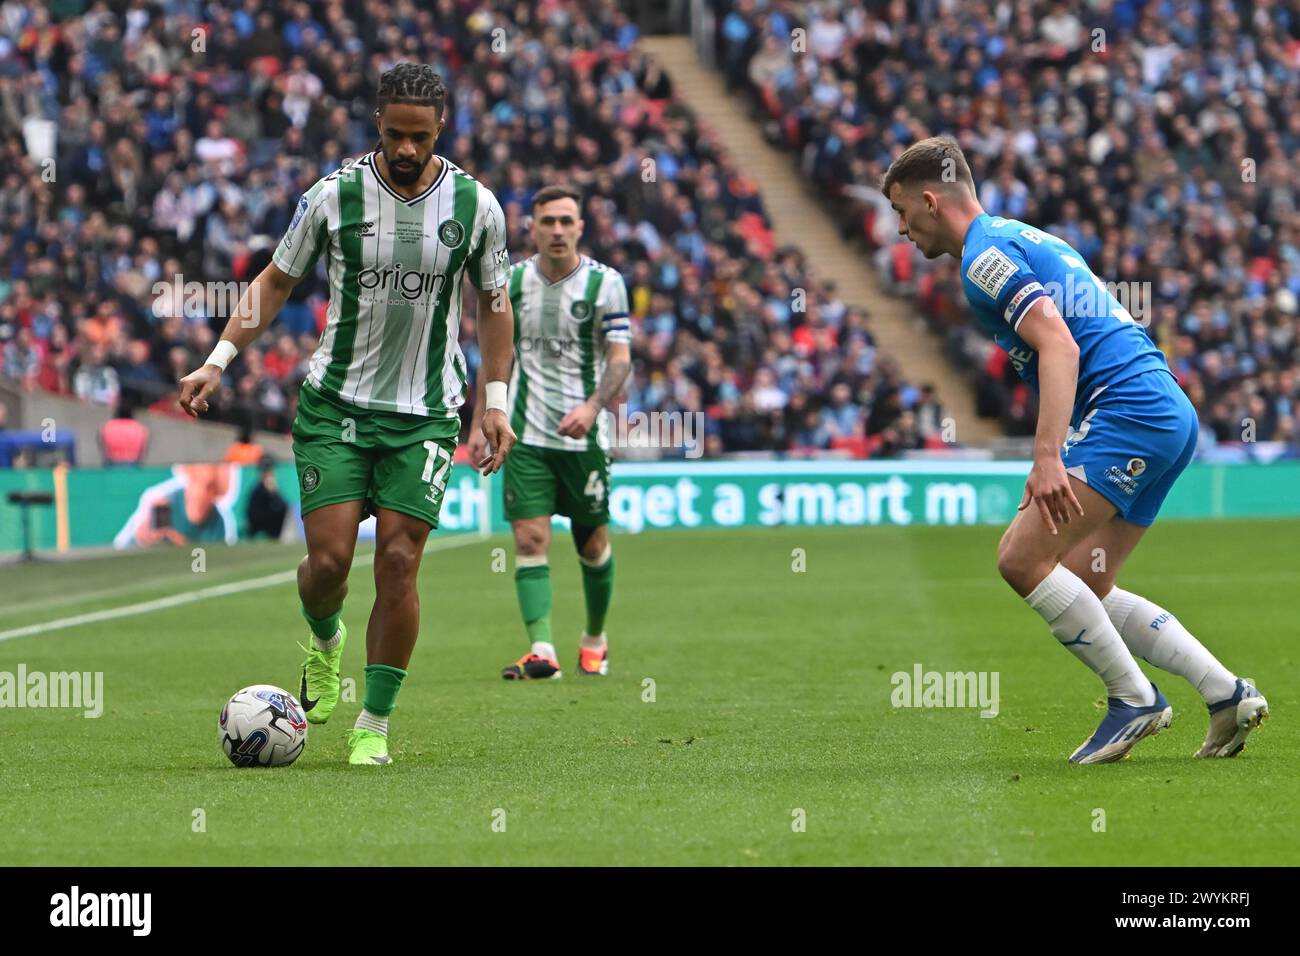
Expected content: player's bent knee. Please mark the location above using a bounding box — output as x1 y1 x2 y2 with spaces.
996 544 1052 595
513 521 549 557
580 539 609 563
573 523 607 560
994 531 1017 581
996 524 1015 559
514 533 547 557
374 545 420 589
995 549 1021 588
308 550 352 588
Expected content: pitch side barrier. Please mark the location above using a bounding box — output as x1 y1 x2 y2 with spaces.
3 458 1299 554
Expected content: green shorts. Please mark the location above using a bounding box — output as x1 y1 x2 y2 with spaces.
503 441 610 526
291 381 459 528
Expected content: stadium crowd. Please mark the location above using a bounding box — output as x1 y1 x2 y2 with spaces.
716 0 1300 450
0 0 945 460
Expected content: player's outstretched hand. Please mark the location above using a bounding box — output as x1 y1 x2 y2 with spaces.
178 365 223 418
478 408 516 476
557 400 598 439
1018 456 1084 535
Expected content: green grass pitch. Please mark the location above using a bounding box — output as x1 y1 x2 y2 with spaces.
0 519 1295 866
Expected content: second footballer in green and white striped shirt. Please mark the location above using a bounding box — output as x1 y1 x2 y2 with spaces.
468 186 631 681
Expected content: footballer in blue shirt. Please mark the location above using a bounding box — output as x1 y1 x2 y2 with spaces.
882 136 1267 764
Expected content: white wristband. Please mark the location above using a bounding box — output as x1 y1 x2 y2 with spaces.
485 380 508 412
206 340 238 371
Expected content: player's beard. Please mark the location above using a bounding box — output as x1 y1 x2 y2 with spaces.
385 151 429 185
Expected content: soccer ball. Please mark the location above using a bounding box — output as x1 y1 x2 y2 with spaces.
218 684 307 767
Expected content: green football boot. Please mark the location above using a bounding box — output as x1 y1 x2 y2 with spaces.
299 621 347 725
347 728 391 766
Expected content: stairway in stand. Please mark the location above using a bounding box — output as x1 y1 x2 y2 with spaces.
640 36 996 443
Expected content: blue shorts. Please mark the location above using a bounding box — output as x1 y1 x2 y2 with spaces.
1061 369 1198 527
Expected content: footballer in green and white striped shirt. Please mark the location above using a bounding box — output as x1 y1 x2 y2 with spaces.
273 142 507 420
468 186 631 682
179 64 518 767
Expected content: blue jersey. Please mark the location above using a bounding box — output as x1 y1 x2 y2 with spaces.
960 214 1169 416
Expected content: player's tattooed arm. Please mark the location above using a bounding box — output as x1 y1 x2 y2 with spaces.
559 343 630 439
590 343 632 410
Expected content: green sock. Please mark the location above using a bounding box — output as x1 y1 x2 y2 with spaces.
580 551 614 635
362 663 406 718
301 602 342 643
514 562 552 645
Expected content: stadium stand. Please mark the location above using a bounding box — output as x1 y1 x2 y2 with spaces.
0 0 944 459
713 0 1300 451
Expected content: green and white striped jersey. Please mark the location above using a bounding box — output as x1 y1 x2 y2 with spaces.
506 255 631 452
273 153 508 421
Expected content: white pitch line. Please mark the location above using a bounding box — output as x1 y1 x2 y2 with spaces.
0 534 484 644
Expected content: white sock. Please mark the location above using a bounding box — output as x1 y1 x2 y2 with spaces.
312 626 341 652
531 641 557 660
1102 586 1236 704
1026 565 1154 706
354 709 388 736
580 632 607 650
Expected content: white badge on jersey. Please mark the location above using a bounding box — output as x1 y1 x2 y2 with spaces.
967 246 1018 299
